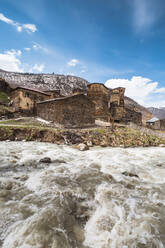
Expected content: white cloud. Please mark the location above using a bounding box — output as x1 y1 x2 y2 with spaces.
0 48 45 74
0 49 23 72
32 64 45 73
24 48 31 51
6 49 22 56
0 13 37 33
67 59 79 67
132 0 156 33
33 44 39 50
105 76 165 107
0 13 14 24
22 24 37 33
32 43 49 54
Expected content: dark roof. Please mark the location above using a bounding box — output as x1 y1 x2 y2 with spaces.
12 86 51 96
44 89 60 92
37 93 90 104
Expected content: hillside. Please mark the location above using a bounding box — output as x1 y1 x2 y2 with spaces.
0 70 88 96
125 96 153 124
147 107 165 120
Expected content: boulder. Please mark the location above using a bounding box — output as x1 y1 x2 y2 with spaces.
87 141 93 147
39 157 52 163
159 144 165 147
100 142 107 147
73 143 89 151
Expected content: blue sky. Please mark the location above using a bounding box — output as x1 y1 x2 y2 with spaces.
0 0 165 106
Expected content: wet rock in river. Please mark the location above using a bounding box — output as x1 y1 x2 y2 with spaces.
159 144 165 147
122 171 139 178
156 163 163 167
39 157 52 163
14 175 29 181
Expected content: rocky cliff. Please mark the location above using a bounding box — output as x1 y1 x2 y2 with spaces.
0 70 88 96
147 107 165 120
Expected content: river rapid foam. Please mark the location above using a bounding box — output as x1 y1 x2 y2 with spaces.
0 142 165 248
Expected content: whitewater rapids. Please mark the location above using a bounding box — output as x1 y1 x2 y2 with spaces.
0 142 165 248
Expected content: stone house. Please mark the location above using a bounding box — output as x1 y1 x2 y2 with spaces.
37 94 95 127
11 87 51 114
146 117 165 130
87 83 110 121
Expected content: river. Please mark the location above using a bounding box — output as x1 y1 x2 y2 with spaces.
0 141 165 248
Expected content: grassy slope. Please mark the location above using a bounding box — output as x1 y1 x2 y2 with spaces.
0 123 165 147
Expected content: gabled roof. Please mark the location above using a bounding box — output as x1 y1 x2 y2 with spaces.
37 93 90 104
146 117 159 123
12 86 51 96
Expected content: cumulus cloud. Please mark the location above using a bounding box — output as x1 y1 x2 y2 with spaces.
67 59 79 67
0 49 23 72
31 64 45 73
105 76 165 107
0 13 37 33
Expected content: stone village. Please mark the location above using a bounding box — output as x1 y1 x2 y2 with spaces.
9 82 142 127
1 77 165 130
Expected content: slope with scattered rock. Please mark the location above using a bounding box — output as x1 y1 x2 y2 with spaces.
125 96 153 124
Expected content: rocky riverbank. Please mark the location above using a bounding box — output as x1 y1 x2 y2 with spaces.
0 124 165 148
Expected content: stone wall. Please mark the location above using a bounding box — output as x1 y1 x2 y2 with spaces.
87 83 110 121
44 90 62 98
123 108 142 126
37 94 95 127
11 88 50 114
160 120 165 130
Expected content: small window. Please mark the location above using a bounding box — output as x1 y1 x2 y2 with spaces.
26 92 30 97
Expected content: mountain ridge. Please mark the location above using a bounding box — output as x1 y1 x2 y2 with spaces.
147 107 165 120
0 69 88 96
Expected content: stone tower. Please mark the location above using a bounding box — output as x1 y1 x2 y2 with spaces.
109 87 125 121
